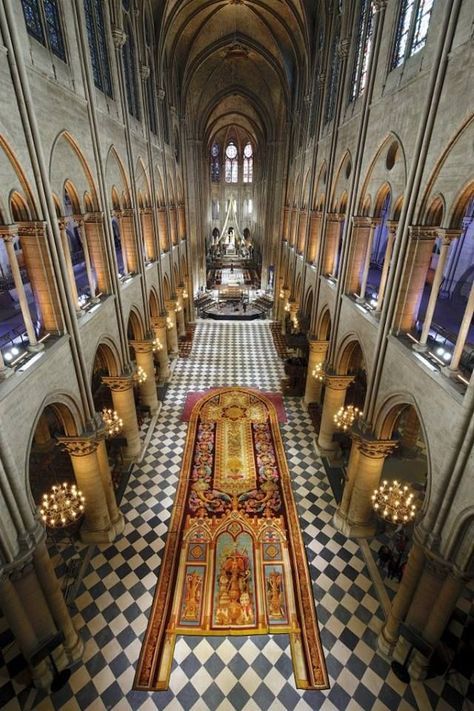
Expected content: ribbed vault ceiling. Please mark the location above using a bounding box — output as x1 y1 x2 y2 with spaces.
158 0 311 148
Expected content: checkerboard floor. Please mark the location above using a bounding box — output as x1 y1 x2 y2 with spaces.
1 321 472 710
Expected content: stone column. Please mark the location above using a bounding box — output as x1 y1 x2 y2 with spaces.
165 299 179 355
357 220 379 302
449 280 474 372
32 541 83 662
102 375 141 459
151 315 170 380
95 432 124 534
58 437 115 543
346 217 371 295
17 222 64 334
130 340 159 414
175 286 186 337
415 231 458 349
289 208 297 248
280 287 290 335
308 211 322 265
317 375 354 453
75 216 97 299
304 340 329 406
378 542 426 656
58 219 81 315
34 413 54 451
394 226 437 333
409 567 464 680
289 300 299 330
282 207 290 242
140 208 156 261
297 211 308 255
113 211 128 276
0 573 51 689
375 221 397 311
343 437 398 537
334 433 361 528
120 209 139 274
157 207 169 253
178 204 186 240
322 213 344 276
0 228 40 349
169 206 178 246
83 212 111 294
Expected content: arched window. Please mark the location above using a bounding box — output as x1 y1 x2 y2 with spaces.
84 0 112 97
211 143 220 182
324 28 340 124
243 142 253 183
392 0 435 69
21 0 66 61
350 0 374 102
144 16 158 134
122 19 140 120
225 142 238 183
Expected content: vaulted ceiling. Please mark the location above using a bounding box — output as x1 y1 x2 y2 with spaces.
157 0 315 150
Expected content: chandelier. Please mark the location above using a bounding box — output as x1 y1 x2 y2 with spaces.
372 480 417 524
334 404 361 431
312 362 325 382
166 316 173 330
182 288 189 300
134 365 147 384
101 408 123 437
175 301 182 312
152 338 163 352
40 482 85 528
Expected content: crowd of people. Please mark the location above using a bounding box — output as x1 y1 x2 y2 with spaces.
376 528 409 583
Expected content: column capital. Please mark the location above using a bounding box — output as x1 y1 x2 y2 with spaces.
57 435 99 457
111 27 126 48
337 39 351 58
140 64 150 80
0 224 18 240
130 339 154 354
140 207 153 216
323 374 354 390
309 339 329 356
165 299 178 311
121 208 135 218
327 212 345 223
424 555 452 579
357 437 398 459
409 225 439 241
16 221 47 238
151 315 167 329
84 212 104 224
386 220 398 235
352 215 373 228
158 88 165 100
372 0 387 11
437 228 462 245
102 374 134 392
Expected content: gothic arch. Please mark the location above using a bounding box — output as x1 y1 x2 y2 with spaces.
149 287 160 318
335 334 368 376
331 150 352 213
0 134 38 222
358 133 407 218
312 161 327 210
136 157 151 206
316 306 331 340
127 308 146 341
91 340 122 381
105 145 131 209
49 131 99 212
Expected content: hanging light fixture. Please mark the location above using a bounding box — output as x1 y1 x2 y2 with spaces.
152 338 163 352
334 404 361 431
40 482 85 528
182 288 189 300
312 362 325 382
101 408 123 437
134 365 147 384
175 301 182 312
372 480 417 524
166 316 173 330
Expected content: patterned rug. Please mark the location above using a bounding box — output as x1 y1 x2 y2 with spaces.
181 388 287 422
135 387 328 692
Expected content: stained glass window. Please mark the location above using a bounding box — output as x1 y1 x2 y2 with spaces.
21 0 66 61
243 142 253 183
84 0 113 96
123 20 140 120
350 0 374 102
225 142 238 183
211 143 220 182
392 0 434 68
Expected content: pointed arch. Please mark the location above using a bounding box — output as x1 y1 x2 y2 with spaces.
49 131 99 212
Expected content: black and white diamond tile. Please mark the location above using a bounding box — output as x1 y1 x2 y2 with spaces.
1 320 471 710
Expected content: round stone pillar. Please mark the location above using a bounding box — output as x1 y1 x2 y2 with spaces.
165 299 179 355
32 540 83 662
304 340 329 407
95 432 124 535
317 375 354 453
176 287 186 337
58 437 115 543
280 288 290 334
102 376 141 460
152 315 170 380
0 572 51 689
344 437 398 537
333 433 361 531
378 542 426 656
130 340 159 414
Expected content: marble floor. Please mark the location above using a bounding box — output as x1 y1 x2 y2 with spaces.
0 320 471 710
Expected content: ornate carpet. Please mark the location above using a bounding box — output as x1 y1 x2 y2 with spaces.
135 387 328 691
181 388 287 423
